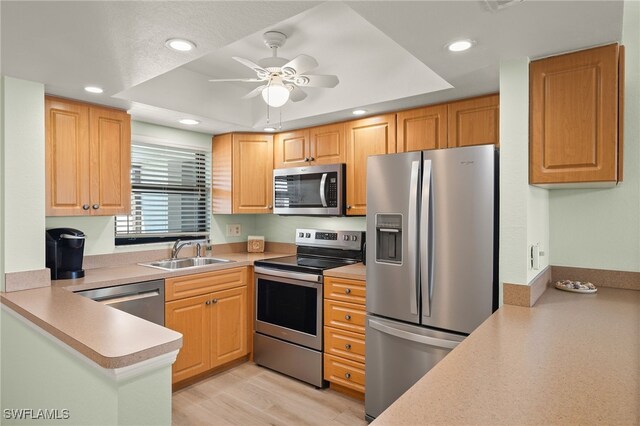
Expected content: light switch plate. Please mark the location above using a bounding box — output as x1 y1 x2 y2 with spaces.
226 224 241 237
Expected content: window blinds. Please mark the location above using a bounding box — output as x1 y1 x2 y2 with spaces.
115 142 211 244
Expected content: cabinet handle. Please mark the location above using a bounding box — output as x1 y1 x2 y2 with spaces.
345 373 351 379
82 204 90 210
345 344 352 350
345 314 351 320
268 205 273 209
309 157 315 162
212 299 218 303
347 205 352 210
92 204 100 210
205 300 211 305
304 157 310 162
345 288 351 294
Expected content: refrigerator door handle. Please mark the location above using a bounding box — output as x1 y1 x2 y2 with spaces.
420 159 432 318
408 160 420 316
369 319 461 350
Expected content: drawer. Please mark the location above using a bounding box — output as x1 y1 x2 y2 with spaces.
166 267 247 301
324 326 365 364
324 353 365 393
324 276 366 305
324 299 366 334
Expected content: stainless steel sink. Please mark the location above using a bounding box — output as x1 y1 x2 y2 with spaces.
140 257 235 271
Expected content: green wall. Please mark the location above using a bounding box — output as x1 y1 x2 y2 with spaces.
549 0 640 272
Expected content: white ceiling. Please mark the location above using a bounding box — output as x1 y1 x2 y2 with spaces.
1 1 624 135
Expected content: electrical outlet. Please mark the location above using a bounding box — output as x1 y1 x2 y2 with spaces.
528 245 534 270
226 224 241 237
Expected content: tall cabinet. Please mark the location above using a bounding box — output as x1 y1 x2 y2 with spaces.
212 133 274 214
45 96 131 216
345 114 396 216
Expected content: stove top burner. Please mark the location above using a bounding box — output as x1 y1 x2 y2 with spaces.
254 255 357 275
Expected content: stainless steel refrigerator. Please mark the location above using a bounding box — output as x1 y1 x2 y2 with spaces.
365 145 498 420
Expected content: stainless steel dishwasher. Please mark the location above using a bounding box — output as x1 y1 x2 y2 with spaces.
75 280 165 326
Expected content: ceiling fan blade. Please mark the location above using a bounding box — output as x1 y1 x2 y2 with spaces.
242 85 267 99
281 54 318 76
292 74 339 88
232 56 269 76
289 85 308 102
208 78 265 83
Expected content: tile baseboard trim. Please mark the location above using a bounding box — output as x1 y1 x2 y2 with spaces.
503 266 551 307
5 268 51 292
551 265 640 291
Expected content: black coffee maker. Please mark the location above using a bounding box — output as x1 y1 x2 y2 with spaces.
46 228 86 280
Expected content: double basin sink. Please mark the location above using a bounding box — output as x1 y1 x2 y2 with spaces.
140 257 235 271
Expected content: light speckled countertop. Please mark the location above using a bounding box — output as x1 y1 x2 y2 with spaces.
324 262 366 280
372 287 640 425
0 251 291 369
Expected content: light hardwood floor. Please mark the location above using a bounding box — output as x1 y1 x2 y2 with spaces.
172 362 367 426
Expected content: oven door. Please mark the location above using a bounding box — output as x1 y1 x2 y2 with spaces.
255 269 323 351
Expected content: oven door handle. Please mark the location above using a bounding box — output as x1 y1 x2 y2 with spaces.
254 267 322 283
320 173 328 207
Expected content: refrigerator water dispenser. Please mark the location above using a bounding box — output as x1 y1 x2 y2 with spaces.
375 214 402 264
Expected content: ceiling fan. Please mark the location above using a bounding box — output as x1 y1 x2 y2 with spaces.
208 31 339 107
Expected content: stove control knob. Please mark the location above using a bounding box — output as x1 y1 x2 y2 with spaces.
343 235 350 241
305 233 311 238
298 232 304 238
351 235 358 241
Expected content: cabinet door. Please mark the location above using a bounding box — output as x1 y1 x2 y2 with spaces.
210 286 248 368
397 105 447 152
88 106 131 215
274 130 310 169
45 97 90 216
447 94 499 148
309 123 345 165
166 294 211 383
232 134 274 214
346 115 396 216
530 44 620 184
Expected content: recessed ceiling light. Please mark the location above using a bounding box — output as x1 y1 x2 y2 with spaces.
447 39 474 52
352 109 367 116
165 38 196 52
264 127 277 132
179 119 200 125
84 86 103 94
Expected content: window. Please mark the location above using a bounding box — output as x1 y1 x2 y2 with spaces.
115 141 211 245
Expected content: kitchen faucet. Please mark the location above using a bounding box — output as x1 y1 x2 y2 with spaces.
171 240 193 259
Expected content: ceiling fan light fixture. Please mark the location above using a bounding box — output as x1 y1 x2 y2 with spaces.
447 39 474 52
165 38 196 52
262 77 290 107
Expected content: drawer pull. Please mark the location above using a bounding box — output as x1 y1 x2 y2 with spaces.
345 288 351 294
345 344 352 350
345 315 351 320
205 300 211 305
212 299 218 303
345 373 351 379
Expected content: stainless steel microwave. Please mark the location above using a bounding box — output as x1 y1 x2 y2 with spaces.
273 164 345 216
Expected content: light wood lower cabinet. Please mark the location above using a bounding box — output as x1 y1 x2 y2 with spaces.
323 276 366 396
165 267 249 385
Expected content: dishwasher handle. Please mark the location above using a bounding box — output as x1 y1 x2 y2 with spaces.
95 290 160 306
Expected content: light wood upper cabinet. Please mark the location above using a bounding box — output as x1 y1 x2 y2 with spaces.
274 129 310 169
530 44 623 185
345 115 396 216
397 104 447 152
45 96 130 216
447 94 499 148
309 123 345 165
274 124 345 169
212 133 274 214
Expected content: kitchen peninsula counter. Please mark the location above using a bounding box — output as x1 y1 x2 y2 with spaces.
372 286 640 425
0 251 292 369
